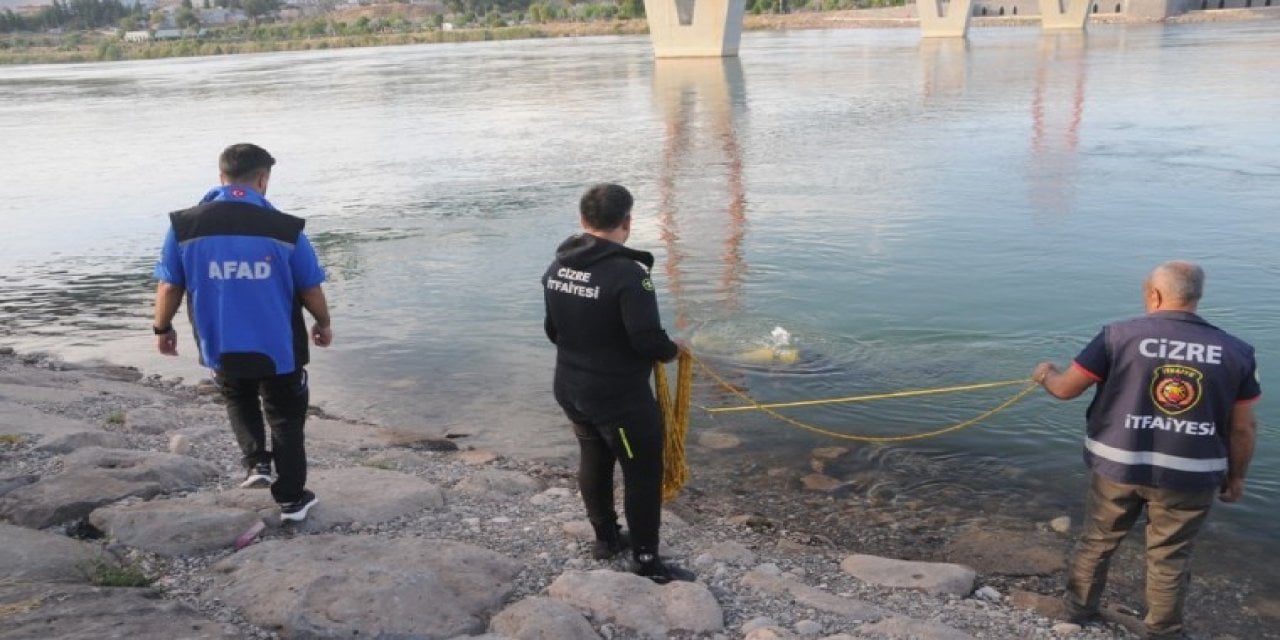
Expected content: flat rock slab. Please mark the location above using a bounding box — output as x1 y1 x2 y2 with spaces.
125 406 224 435
943 527 1066 576
0 582 239 639
306 417 400 452
0 399 100 438
0 447 220 528
548 569 724 639
858 616 975 640
840 554 976 597
35 430 128 454
741 565 885 621
0 523 114 584
89 501 262 556
300 466 446 530
489 596 600 640
209 535 520 639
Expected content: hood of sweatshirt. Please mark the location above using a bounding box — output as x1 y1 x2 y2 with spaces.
555 234 654 270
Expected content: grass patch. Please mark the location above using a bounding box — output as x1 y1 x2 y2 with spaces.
82 559 154 588
105 411 125 426
0 434 25 447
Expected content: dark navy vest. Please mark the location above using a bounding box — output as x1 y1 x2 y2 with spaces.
1079 311 1258 491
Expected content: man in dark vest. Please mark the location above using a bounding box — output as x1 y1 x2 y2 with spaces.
1032 260 1259 638
543 183 694 584
153 143 332 522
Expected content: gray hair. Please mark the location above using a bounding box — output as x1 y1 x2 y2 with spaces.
1150 260 1204 304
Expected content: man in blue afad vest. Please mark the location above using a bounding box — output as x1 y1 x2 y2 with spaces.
153 143 332 523
1032 261 1259 639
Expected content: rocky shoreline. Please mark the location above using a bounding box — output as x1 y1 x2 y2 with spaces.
0 347 1272 639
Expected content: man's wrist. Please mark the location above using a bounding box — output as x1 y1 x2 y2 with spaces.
153 324 175 335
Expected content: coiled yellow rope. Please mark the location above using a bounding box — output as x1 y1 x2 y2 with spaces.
655 350 693 503
655 351 1040 501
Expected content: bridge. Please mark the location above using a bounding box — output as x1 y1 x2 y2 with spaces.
644 0 1097 57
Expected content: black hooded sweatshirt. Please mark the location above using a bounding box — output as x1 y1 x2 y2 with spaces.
543 234 678 390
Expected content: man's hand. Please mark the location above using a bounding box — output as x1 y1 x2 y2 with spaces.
312 323 333 347
675 338 691 358
156 329 178 356
1220 477 1245 503
1032 362 1060 384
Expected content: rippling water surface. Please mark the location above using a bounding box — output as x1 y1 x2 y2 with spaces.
1 22 1277 578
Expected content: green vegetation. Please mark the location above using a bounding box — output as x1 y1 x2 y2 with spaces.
0 433 26 447
0 0 906 65
82 558 154 588
1 0 137 33
105 410 125 425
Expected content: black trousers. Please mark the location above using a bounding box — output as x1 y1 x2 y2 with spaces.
215 368 310 504
555 377 664 557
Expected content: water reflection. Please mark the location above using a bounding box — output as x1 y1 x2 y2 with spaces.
919 38 969 105
1028 32 1087 217
652 58 749 332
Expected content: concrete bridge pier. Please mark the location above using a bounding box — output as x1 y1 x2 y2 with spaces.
1038 0 1090 29
643 0 747 58
918 0 974 38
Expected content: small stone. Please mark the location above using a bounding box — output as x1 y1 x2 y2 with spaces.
0 346 14 355
811 447 848 460
800 473 841 492
1050 516 1072 534
457 449 499 465
753 563 782 577
741 617 776 633
728 514 775 529
795 619 823 636
974 585 1003 602
562 520 594 540
168 434 192 455
1052 622 1082 635
697 431 741 449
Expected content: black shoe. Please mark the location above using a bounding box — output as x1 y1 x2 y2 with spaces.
633 553 695 584
279 490 318 522
592 531 631 560
239 463 272 489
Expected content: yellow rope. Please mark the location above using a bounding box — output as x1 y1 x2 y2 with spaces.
655 350 694 503
695 355 1039 444
704 379 1030 413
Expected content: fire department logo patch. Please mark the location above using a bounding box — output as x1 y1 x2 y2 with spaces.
1150 365 1203 416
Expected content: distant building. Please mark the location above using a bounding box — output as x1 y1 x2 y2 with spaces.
153 27 183 39
970 0 1272 18
123 30 152 41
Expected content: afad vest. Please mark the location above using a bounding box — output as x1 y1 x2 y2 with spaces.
1083 311 1257 491
170 199 309 378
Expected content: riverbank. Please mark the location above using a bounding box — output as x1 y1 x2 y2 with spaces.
3 6 1279 65
1 346 1275 638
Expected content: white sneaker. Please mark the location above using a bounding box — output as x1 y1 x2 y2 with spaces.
239 463 272 489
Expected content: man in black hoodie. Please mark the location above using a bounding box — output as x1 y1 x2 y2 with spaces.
543 183 694 584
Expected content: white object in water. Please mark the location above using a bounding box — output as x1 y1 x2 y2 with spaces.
770 326 792 347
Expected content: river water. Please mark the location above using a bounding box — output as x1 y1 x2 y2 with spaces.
1 20 1277 601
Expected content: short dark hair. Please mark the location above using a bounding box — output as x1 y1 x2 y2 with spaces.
219 143 276 184
579 183 633 231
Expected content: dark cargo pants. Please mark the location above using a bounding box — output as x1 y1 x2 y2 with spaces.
215 368 310 505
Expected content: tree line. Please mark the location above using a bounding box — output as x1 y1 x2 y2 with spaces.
1 0 141 33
